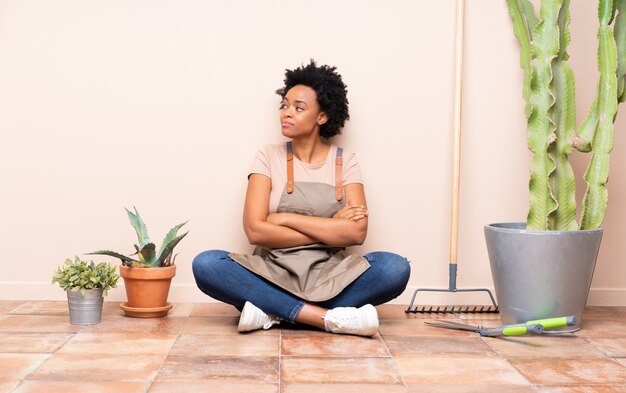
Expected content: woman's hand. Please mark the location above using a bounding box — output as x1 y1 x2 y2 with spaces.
333 202 368 222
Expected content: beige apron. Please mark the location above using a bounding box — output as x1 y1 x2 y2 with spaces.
230 143 370 302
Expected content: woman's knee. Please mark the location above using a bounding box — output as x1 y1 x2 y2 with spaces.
365 251 411 286
192 249 230 279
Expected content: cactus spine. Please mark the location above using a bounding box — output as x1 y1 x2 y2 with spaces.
507 0 626 230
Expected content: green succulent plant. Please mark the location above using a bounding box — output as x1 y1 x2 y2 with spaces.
507 0 626 230
88 207 189 268
52 256 119 295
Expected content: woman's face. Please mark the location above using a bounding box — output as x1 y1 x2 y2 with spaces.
279 84 327 139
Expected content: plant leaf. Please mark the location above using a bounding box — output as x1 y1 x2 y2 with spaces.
581 22 618 229
525 0 562 230
126 207 151 248
521 0 539 33
576 98 598 152
156 231 188 267
52 257 119 294
615 0 626 102
547 4 579 230
557 0 572 61
139 243 158 267
507 0 535 118
599 0 616 25
86 250 139 264
156 221 188 266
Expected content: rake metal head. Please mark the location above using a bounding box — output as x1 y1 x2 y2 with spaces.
406 305 499 314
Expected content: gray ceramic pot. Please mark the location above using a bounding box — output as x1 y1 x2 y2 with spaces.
484 223 602 332
66 288 104 326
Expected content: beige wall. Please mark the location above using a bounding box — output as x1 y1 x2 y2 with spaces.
1 0 624 305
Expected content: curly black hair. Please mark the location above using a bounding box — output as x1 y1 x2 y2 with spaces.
276 60 349 139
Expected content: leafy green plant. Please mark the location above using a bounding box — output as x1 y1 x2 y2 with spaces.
507 0 626 230
88 207 188 268
52 256 119 295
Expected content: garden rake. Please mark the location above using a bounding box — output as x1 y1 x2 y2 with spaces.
406 0 498 314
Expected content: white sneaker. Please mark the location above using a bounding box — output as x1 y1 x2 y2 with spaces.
238 301 282 332
323 304 379 337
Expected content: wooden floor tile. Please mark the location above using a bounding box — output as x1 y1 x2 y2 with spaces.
0 354 50 379
582 307 626 320
379 318 475 337
279 326 328 336
9 301 69 316
0 381 19 393
170 334 278 357
0 333 72 353
162 303 195 318
281 334 388 357
0 315 80 333
585 338 626 358
148 381 278 393
13 381 149 393
509 358 626 385
407 384 536 392
26 353 166 381
80 315 186 334
182 316 261 335
577 320 626 338
58 333 177 355
484 335 606 359
534 385 626 392
281 357 402 384
0 301 25 315
156 355 278 383
190 303 241 317
385 335 497 356
379 318 473 337
282 383 408 393
100 302 125 317
394 355 528 384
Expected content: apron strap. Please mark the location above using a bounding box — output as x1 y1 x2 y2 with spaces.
286 141 294 194
286 141 343 201
335 147 343 201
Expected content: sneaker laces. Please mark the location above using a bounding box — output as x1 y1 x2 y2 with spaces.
324 308 358 332
324 305 379 336
329 314 357 331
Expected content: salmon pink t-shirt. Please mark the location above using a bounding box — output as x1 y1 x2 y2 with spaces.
249 143 363 213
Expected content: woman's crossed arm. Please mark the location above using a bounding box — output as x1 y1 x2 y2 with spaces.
243 174 368 249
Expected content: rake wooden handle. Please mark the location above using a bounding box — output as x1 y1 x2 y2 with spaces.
450 0 465 266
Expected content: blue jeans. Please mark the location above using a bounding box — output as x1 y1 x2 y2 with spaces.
192 250 411 322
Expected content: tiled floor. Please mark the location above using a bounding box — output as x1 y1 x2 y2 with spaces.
0 301 625 393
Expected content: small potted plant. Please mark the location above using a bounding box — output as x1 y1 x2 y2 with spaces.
52 256 119 325
88 207 188 318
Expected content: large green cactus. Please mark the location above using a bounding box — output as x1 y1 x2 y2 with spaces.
507 0 626 230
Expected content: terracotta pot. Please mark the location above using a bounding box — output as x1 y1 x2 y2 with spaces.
119 265 176 318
